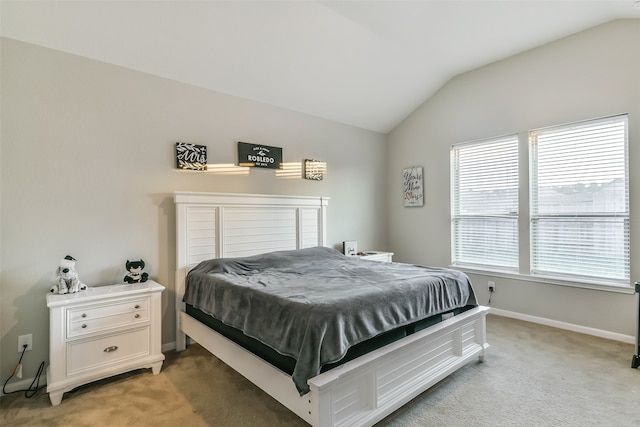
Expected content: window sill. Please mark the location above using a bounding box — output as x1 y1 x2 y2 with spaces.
449 265 635 295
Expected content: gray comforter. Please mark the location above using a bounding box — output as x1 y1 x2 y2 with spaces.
183 246 477 395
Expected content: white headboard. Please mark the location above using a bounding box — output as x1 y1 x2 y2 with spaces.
173 191 329 349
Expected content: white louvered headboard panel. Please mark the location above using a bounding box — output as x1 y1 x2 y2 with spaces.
300 207 321 248
185 206 218 266
222 206 298 257
174 192 329 350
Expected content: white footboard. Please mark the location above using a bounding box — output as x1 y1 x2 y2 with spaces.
181 306 489 427
308 306 489 427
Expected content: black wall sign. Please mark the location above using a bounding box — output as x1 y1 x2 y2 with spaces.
237 142 282 169
176 142 207 171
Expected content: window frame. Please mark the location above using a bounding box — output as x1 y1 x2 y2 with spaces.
528 114 630 287
449 114 633 293
450 134 520 272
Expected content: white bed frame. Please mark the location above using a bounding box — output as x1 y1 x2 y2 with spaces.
174 191 489 427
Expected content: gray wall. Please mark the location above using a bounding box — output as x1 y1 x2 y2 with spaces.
0 38 388 381
387 19 640 336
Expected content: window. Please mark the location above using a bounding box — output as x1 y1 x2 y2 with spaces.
529 114 629 285
451 135 519 271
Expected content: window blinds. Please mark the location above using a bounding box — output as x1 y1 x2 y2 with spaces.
529 114 629 284
451 135 519 270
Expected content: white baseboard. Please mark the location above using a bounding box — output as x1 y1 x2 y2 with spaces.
490 308 635 344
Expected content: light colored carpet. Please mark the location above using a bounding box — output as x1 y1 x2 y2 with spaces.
1 315 639 426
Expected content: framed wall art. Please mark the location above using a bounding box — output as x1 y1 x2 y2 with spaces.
176 142 207 171
304 159 326 181
342 240 358 256
237 142 283 169
403 166 424 207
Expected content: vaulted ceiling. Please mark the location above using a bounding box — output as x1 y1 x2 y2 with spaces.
2 1 639 133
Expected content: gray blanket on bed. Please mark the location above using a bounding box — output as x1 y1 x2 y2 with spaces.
183 246 477 395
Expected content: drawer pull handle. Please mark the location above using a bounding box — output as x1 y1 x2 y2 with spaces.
81 324 87 329
134 305 140 309
81 313 87 318
134 314 140 319
104 346 118 353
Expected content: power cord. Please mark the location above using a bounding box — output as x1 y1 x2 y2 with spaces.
2 344 46 398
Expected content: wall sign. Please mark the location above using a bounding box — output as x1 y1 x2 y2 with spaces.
403 166 424 207
237 142 283 169
343 240 358 256
176 142 207 171
304 159 326 181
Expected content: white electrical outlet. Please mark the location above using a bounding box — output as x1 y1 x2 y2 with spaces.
18 334 32 352
488 281 496 292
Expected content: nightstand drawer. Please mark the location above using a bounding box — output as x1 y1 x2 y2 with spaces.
68 310 149 338
67 327 150 376
67 298 148 338
68 297 148 321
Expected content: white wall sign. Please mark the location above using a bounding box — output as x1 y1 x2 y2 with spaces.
403 166 424 207
343 240 358 256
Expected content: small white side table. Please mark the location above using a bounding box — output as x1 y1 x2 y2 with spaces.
46 281 165 406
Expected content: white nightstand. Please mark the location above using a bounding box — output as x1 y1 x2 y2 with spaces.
359 251 394 262
46 281 165 406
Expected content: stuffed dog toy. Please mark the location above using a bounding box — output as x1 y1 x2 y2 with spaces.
124 259 149 284
50 255 87 294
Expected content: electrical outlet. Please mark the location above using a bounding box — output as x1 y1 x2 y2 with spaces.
488 281 496 292
18 334 32 352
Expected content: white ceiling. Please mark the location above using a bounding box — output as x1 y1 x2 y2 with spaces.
2 1 639 133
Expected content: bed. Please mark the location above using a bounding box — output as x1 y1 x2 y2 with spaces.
174 191 489 427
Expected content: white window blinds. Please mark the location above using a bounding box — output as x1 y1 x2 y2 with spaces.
451 135 519 270
529 114 629 284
